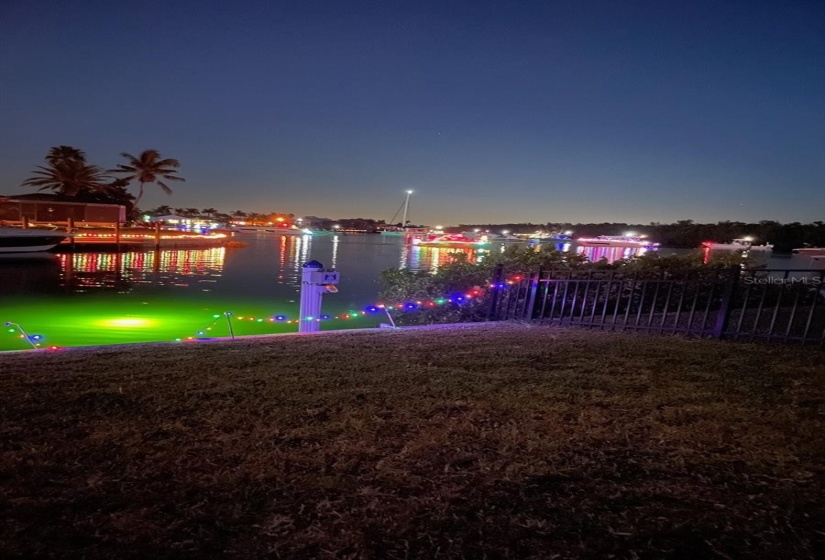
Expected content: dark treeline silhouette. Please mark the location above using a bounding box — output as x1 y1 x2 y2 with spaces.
455 220 825 253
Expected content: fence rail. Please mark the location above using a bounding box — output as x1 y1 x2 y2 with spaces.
489 266 825 346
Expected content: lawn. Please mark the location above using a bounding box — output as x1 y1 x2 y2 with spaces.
0 324 822 559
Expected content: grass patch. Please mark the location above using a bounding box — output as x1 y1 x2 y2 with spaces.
0 324 823 558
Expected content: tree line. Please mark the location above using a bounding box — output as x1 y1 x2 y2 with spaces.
456 220 825 253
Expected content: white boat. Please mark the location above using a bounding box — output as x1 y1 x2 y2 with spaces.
576 235 660 248
0 227 71 253
702 238 773 251
232 225 314 235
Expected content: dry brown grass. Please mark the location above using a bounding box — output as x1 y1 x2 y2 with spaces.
1 324 823 559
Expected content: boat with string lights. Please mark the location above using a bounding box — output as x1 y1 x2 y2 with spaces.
413 232 491 248
576 235 659 249
0 227 72 253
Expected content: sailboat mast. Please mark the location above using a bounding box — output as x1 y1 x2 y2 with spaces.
401 190 413 229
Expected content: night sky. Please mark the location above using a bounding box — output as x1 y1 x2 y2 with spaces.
1 0 823 225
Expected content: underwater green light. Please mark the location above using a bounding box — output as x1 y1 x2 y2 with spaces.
96 318 159 328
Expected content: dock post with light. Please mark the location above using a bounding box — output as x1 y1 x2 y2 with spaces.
299 260 339 333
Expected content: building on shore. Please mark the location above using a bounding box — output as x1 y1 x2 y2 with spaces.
0 194 126 225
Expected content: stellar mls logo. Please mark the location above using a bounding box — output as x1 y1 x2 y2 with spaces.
743 276 823 285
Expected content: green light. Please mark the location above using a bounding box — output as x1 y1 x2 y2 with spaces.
96 318 158 328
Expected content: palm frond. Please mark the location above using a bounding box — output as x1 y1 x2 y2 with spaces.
156 181 173 195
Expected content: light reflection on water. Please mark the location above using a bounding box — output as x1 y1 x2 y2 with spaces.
58 248 227 292
0 235 661 303
7 234 779 308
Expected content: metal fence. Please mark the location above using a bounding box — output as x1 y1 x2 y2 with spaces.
488 266 825 346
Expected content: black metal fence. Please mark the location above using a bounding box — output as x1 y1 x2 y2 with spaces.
488 266 825 346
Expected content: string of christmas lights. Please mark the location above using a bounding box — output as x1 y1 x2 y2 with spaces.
3 322 53 350
177 279 528 341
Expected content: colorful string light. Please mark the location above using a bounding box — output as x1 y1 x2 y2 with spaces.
179 281 512 341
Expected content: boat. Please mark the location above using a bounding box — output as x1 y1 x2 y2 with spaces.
413 232 490 248
515 230 573 242
231 225 314 235
0 227 72 253
576 235 660 248
701 238 773 251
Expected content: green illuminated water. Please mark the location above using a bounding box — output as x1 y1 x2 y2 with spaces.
1 234 440 351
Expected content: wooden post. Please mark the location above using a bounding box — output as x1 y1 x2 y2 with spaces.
67 218 75 251
22 216 29 229
154 222 161 250
115 221 121 251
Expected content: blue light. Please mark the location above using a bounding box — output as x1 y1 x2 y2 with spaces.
320 314 331 320
28 334 43 341
404 303 417 311
364 305 380 313
274 315 287 321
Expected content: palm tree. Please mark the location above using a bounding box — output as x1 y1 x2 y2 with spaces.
201 208 217 218
46 145 87 165
109 149 185 208
22 146 109 196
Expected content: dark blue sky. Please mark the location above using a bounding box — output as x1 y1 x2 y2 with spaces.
2 0 823 225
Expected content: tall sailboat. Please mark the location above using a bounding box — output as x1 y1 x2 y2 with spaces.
380 190 413 236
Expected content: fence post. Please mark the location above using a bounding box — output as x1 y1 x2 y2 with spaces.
524 267 543 321
712 266 741 339
487 264 505 321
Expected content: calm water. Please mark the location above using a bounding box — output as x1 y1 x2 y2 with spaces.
0 234 503 349
0 234 812 350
